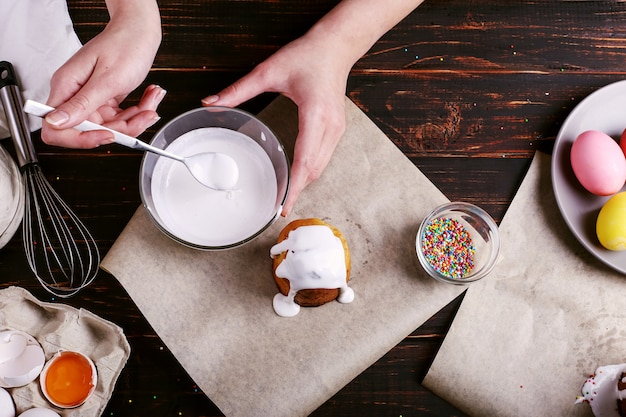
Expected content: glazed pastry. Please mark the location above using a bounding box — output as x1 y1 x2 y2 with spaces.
270 218 354 317
575 364 626 416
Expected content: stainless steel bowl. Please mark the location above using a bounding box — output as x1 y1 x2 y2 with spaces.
140 106 290 250
0 143 24 250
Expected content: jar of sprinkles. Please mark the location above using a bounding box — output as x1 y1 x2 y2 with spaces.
416 202 500 284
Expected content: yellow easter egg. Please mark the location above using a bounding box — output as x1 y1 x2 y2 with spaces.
597 191 626 250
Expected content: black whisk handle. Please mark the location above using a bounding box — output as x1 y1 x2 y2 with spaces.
0 61 38 167
0 61 19 89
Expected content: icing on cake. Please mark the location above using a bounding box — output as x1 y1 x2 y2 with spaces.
270 225 354 317
576 364 626 417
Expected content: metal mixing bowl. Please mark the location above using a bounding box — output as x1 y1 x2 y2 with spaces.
140 107 290 250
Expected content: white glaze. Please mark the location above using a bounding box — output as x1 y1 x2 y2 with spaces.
151 127 277 247
270 225 354 317
575 363 626 417
184 151 239 190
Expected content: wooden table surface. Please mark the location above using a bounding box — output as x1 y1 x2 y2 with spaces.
1 0 625 415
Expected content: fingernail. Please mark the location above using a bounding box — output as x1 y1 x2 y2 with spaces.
45 110 70 127
148 87 166 108
97 135 115 147
157 86 167 100
201 95 219 106
147 116 161 128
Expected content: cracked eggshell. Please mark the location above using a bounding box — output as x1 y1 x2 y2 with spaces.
0 331 28 365
0 330 45 388
0 387 15 417
40 350 98 409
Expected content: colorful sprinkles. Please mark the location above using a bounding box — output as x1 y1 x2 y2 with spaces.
422 217 476 278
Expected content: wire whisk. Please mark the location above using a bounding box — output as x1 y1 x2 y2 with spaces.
22 164 100 297
0 61 100 297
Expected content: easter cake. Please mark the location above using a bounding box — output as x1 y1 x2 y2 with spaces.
269 218 354 317
575 363 626 416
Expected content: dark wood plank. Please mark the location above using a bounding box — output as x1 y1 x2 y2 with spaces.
0 0 624 415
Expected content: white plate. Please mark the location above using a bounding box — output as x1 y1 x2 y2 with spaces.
552 80 626 274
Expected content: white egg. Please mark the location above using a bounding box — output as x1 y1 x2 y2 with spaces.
17 409 60 417
0 387 15 417
0 330 45 388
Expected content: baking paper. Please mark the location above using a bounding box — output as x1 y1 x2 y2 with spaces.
423 152 623 417
0 0 82 138
0 286 130 417
101 95 466 417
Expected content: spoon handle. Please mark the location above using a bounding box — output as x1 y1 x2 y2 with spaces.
23 100 184 162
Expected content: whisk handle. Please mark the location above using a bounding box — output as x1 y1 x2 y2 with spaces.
0 61 38 167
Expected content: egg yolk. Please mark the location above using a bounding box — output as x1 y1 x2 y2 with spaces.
44 351 94 407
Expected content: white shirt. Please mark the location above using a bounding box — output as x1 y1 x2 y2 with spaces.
0 0 82 138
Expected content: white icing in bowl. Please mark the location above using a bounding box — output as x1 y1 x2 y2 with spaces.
141 106 290 250
151 127 277 247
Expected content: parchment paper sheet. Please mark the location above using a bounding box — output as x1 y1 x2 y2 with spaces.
423 152 625 417
0 286 130 417
101 95 466 417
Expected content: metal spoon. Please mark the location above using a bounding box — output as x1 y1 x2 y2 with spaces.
23 100 239 191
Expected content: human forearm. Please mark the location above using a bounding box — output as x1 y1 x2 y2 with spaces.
201 0 425 215
304 0 425 70
42 0 163 148
104 0 162 54
105 0 161 28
